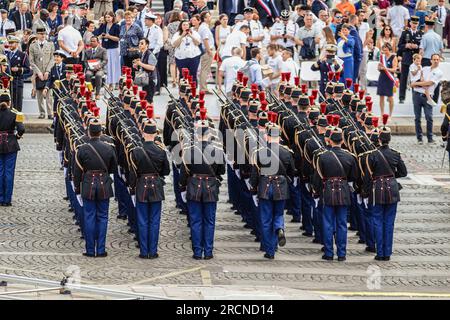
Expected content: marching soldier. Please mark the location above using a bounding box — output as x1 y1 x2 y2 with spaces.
362 115 407 261
179 110 225 260
312 118 358 261
0 78 25 206
74 119 118 257
397 16 422 104
5 35 30 112
129 108 171 259
250 112 297 259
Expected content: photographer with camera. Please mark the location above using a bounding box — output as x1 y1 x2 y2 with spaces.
133 38 157 103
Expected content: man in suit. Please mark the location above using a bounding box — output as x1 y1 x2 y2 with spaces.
431 0 449 38
11 2 32 32
219 0 245 25
84 36 108 100
29 28 55 119
311 0 328 17
32 9 50 35
249 0 283 28
5 35 30 112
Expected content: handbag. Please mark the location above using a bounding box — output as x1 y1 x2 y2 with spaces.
36 78 47 90
134 70 149 86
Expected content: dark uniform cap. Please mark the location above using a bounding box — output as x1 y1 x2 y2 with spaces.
0 89 10 102
258 111 268 127
143 120 157 134
330 127 343 142
297 95 309 107
350 96 360 108
291 87 302 99
410 16 419 23
284 85 293 96
88 119 102 135
342 90 353 105
364 113 375 126
240 88 252 101
317 115 328 127
281 10 290 20
333 83 345 94
249 103 258 114
424 17 435 26
356 101 366 113
325 82 335 95
243 7 254 13
309 108 320 121
36 27 47 34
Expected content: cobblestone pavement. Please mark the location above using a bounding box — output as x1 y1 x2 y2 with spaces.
0 134 449 295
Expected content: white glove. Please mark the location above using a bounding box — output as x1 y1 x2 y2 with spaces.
131 195 136 207
293 177 298 187
181 191 187 203
76 195 83 207
357 194 363 205
63 167 68 178
225 156 234 167
244 178 252 191
252 195 259 207
363 198 369 209
305 183 310 192
348 182 354 189
121 174 127 182
314 198 319 208
70 181 75 191
235 169 241 179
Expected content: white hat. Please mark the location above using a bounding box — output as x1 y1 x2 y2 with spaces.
145 12 157 20
131 0 147 4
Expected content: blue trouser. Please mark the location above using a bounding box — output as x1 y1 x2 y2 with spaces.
187 200 217 257
65 174 75 210
173 163 187 212
323 205 348 258
362 203 375 249
114 172 128 217
259 185 286 256
413 91 433 141
83 199 109 255
349 192 360 230
175 56 201 85
353 58 361 84
136 201 162 256
372 203 398 258
227 164 238 206
313 200 323 243
73 190 84 237
286 181 301 220
340 56 354 84
239 178 255 228
0 152 17 204
300 183 313 234
125 193 136 232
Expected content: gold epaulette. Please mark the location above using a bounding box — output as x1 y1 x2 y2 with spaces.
389 147 401 155
15 111 25 123
342 148 357 158
280 144 294 154
155 140 167 151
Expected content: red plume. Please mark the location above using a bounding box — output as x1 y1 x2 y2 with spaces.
85 90 91 101
126 78 132 89
294 76 300 87
139 91 147 101
326 114 333 125
365 95 372 103
199 91 205 101
89 101 96 111
251 84 258 98
328 72 334 81
258 91 266 101
79 76 85 86
146 106 154 119
285 72 291 83
281 73 286 82
345 78 353 89
309 96 315 106
93 107 100 118
132 85 138 96
1 77 9 89
191 86 197 98
382 114 389 125
332 114 341 127
320 102 326 114
311 89 318 100
301 83 307 94
141 100 148 110
199 100 205 109
242 76 248 87
200 108 207 121
80 85 86 96
358 89 365 100
334 71 341 81
187 75 193 83
125 67 132 77
261 100 268 111
122 66 127 74
252 90 258 99
237 71 243 82
366 101 373 112
353 83 359 94
182 68 189 79
372 117 379 128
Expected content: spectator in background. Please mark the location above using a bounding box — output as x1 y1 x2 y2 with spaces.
311 0 329 18
32 9 50 35
164 0 188 25
265 44 283 92
329 9 343 34
58 16 84 64
415 0 428 30
420 19 443 66
155 14 168 94
280 48 300 83
220 24 249 60
357 9 369 44
47 2 63 45
298 13 321 61
120 10 144 72
218 47 245 95
387 0 410 38
431 0 448 39
84 36 108 100
166 12 182 87
82 20 95 46
218 0 245 26
198 11 215 93
0 9 16 37
248 47 265 89
377 43 398 116
337 23 355 83
348 14 363 83
94 0 114 20
215 14 231 58
11 2 32 31
171 19 202 84
115 9 125 26
444 10 450 48
376 24 397 54
94 11 121 91
133 38 157 103
336 0 356 16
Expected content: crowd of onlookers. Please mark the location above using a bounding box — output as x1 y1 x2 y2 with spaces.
0 0 448 142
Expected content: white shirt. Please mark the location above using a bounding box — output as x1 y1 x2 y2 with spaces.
313 19 326 35
436 5 447 25
143 24 163 55
234 19 264 48
359 22 370 43
409 63 422 83
0 19 16 37
219 55 246 93
387 5 410 38
57 25 82 57
198 22 215 49
171 30 202 59
266 54 283 86
270 20 300 48
221 30 247 58
414 66 443 94
280 58 300 84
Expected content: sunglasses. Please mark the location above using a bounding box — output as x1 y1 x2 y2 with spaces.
335 16 343 19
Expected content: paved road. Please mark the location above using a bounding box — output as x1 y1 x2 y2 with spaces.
0 134 449 297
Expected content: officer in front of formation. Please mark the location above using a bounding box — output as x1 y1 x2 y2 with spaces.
0 72 25 207
129 108 171 259
311 45 343 97
4 35 31 112
250 112 297 260
397 16 422 104
362 115 407 261
312 119 358 261
179 110 225 260
73 119 118 257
